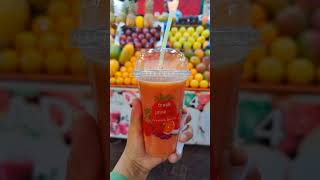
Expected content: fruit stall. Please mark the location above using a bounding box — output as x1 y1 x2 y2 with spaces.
0 0 319 179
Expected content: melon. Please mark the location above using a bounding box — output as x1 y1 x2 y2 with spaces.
110 44 121 60
0 0 30 48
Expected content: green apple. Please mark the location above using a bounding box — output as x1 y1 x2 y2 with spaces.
187 27 195 34
184 41 192 50
179 27 186 33
196 26 204 34
201 29 210 39
174 41 182 49
171 27 178 34
188 37 195 44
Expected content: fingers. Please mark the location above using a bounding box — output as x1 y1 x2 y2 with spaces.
168 153 182 164
179 125 193 142
230 147 248 166
66 111 102 180
182 109 192 124
129 99 143 131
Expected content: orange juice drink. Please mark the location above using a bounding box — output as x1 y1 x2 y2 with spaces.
134 48 190 158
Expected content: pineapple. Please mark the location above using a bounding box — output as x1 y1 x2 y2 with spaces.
110 0 115 24
144 0 154 28
116 0 128 24
126 1 137 27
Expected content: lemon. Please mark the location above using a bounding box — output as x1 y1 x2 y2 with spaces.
271 37 297 63
131 77 137 85
110 59 119 76
190 79 199 88
199 80 209 88
287 59 315 85
257 57 284 83
194 73 204 81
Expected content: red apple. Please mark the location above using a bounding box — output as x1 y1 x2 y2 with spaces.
276 6 307 36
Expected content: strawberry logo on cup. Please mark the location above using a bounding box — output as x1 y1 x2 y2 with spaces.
143 94 180 139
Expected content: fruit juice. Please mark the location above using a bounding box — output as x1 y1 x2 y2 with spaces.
139 80 185 157
213 60 243 180
134 48 189 158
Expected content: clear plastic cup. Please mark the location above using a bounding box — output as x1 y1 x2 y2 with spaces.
134 48 190 158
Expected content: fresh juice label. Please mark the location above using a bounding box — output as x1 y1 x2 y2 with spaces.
143 94 180 140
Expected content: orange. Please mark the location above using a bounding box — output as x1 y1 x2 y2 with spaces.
122 72 129 78
135 51 141 57
116 77 124 85
38 32 61 54
191 68 197 76
120 66 127 73
0 49 19 73
130 57 137 63
251 3 267 28
125 61 133 68
48 1 70 22
131 77 137 85
194 49 204 58
127 66 133 74
54 16 75 36
110 77 116 84
15 31 37 52
115 71 122 78
188 75 193 81
32 16 53 35
20 50 43 73
163 121 175 134
188 63 193 70
124 77 131 85
45 50 67 74
259 23 278 47
185 80 190 87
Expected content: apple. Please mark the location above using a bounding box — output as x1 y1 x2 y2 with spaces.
202 56 210 66
184 41 192 49
174 41 182 49
203 71 210 81
276 6 307 36
196 63 206 73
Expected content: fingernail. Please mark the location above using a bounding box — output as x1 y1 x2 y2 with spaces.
179 133 187 141
176 142 184 155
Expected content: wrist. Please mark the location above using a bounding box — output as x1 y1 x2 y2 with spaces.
113 153 149 180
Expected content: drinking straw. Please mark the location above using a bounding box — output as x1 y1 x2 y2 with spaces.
159 0 179 68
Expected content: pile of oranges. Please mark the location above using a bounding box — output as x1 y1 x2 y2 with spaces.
0 0 86 75
110 51 140 86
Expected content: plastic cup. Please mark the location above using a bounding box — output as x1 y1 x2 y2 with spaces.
134 48 190 158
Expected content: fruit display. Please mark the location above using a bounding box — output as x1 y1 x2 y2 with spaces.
244 0 320 86
119 27 161 49
0 0 86 76
168 26 210 50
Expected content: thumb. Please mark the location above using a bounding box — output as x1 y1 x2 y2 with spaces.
129 99 143 134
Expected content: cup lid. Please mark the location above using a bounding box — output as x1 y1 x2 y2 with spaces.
133 48 190 81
